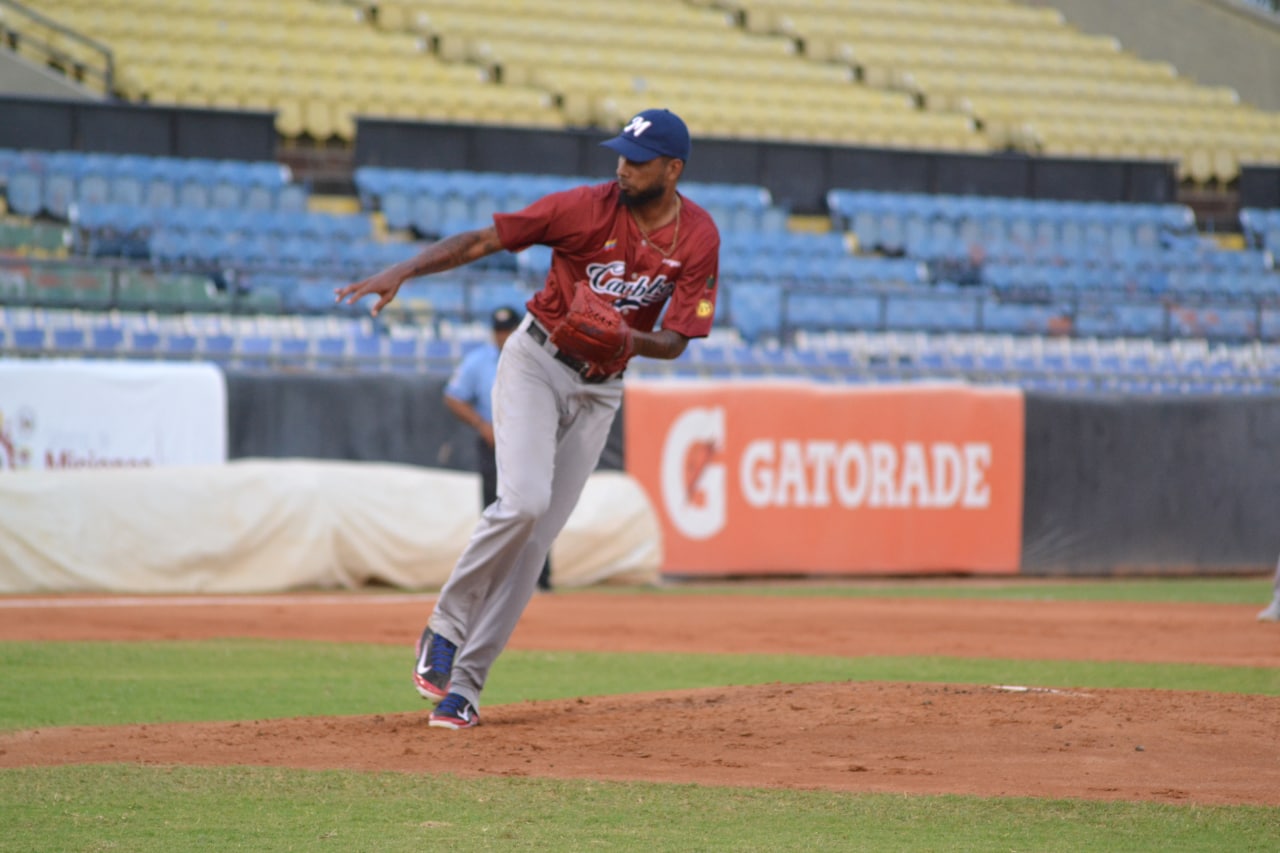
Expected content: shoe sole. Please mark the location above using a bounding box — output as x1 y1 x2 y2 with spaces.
428 715 479 730
414 675 448 702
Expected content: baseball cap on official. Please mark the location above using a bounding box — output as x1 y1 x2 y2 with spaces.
490 306 520 332
600 109 691 163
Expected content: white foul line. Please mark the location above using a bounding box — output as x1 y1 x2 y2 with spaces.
0 593 438 609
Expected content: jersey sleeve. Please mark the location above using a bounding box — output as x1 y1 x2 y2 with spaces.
660 230 721 339
493 187 591 254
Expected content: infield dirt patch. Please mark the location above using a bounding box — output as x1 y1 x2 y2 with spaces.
3 591 1278 806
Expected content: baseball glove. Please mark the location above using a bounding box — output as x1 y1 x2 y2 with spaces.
550 285 634 367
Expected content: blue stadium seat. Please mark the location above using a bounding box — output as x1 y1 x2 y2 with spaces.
236 335 275 369
6 172 42 217
277 337 310 362
788 292 881 332
149 229 194 265
885 297 979 333
1112 303 1168 337
142 177 177 209
78 173 111 207
725 281 782 342
313 335 349 365
90 325 125 353
128 330 161 354
380 189 413 231
52 328 87 351
983 301 1067 335
177 180 210 209
201 333 235 361
232 234 275 268
411 194 443 234
400 280 466 315
759 206 789 234
386 336 420 366
239 184 273 212
471 280 531 317
163 333 198 356
1168 305 1258 341
209 182 243 210
1263 309 1280 342
42 172 76 218
350 333 384 367
291 281 344 311
275 184 309 213
515 244 553 280
106 174 143 207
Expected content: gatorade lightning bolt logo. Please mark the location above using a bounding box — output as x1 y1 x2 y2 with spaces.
660 407 726 539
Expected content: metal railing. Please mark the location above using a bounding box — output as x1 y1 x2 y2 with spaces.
0 0 115 96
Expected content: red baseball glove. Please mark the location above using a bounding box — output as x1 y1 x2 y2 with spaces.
550 285 634 368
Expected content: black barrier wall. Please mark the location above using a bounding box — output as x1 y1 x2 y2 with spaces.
223 371 624 473
354 118 1178 214
1021 393 1280 575
0 94 278 160
0 95 1182 211
225 373 1276 576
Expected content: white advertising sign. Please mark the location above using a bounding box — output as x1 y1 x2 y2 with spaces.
0 359 226 470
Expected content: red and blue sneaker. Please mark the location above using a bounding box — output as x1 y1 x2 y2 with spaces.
413 626 457 702
429 692 480 730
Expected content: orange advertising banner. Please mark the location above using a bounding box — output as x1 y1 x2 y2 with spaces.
624 380 1026 575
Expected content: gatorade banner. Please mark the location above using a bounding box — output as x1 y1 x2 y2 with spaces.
0 359 227 471
624 380 1025 575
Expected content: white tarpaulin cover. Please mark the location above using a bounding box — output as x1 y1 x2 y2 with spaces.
0 459 662 593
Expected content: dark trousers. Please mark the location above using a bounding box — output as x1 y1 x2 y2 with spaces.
478 435 552 590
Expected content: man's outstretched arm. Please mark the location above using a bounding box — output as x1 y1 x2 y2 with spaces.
335 226 505 317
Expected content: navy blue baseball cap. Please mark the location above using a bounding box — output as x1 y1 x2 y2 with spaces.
600 109 691 163
490 306 519 331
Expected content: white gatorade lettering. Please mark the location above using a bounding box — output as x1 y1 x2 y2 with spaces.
932 443 963 507
740 439 774 508
805 441 838 507
962 443 992 508
739 439 994 509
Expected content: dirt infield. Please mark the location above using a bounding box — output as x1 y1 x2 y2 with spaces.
3 591 1278 806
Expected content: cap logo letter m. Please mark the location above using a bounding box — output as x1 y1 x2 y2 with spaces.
625 116 653 137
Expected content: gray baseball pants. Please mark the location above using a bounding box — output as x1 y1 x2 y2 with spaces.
428 313 622 708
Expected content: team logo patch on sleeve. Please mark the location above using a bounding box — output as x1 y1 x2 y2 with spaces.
696 299 714 318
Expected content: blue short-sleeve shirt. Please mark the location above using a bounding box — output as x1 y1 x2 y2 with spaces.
444 342 501 425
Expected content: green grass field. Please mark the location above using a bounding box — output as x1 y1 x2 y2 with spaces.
3 577 1277 852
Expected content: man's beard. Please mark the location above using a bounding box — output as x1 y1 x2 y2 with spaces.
618 182 664 207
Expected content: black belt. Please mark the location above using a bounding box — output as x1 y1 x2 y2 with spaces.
525 319 621 384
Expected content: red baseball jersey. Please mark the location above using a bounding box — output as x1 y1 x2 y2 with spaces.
493 182 721 340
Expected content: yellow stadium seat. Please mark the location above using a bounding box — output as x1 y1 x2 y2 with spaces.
275 99 305 137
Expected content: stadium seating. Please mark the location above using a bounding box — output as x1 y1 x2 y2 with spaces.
4 134 1279 393
2 0 1276 187
727 0 1280 181
23 0 562 139
4 282 1278 393
7 146 1278 349
373 0 987 150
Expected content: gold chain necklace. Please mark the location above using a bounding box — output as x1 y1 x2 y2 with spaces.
630 197 681 258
